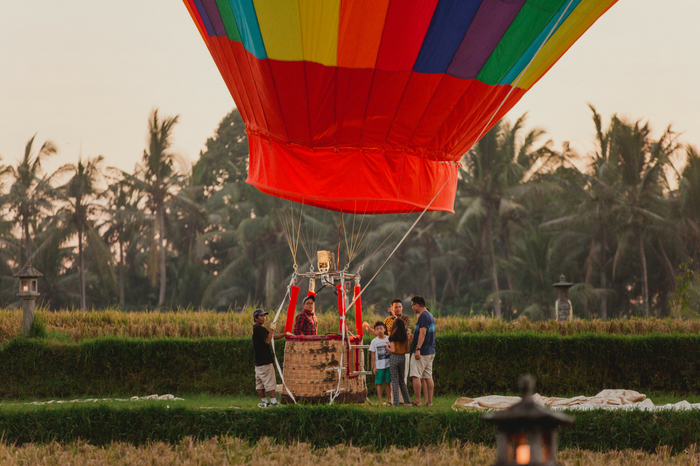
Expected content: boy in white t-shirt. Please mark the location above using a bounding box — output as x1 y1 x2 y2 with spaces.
369 321 391 405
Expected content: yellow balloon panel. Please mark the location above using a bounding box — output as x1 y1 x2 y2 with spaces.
516 0 617 90
252 0 303 61
299 0 341 67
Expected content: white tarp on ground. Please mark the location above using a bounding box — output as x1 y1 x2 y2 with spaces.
452 389 700 412
4 394 185 406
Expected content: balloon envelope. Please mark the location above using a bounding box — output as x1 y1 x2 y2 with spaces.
184 0 618 214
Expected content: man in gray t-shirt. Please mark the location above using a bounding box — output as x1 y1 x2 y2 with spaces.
409 296 436 406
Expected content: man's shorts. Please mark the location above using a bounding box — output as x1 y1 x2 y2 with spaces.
375 367 391 385
255 363 277 392
410 353 435 379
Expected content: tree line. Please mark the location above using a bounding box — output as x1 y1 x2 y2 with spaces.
2 106 699 319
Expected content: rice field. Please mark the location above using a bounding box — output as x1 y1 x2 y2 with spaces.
2 308 700 343
1 437 697 465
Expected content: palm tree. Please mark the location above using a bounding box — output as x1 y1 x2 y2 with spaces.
609 117 678 317
544 107 679 318
541 107 619 318
57 156 105 311
3 134 57 265
125 110 182 307
459 114 551 317
101 174 145 306
678 145 700 261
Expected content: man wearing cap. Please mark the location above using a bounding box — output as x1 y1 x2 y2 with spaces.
252 309 285 407
293 295 318 336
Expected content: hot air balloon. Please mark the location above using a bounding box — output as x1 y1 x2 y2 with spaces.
184 0 617 215
182 0 618 404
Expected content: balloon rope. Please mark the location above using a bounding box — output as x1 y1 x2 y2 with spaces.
332 179 450 403
470 0 577 149
345 176 451 315
293 202 304 267
342 201 361 264
351 203 372 261
279 201 304 270
364 211 413 262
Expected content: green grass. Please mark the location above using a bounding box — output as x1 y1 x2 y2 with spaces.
2 393 698 415
647 393 700 405
0 395 453 413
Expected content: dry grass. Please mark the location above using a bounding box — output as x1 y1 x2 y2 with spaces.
435 315 700 335
2 308 700 343
0 438 697 465
0 308 386 343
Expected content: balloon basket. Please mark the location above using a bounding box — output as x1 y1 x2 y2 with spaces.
281 334 367 404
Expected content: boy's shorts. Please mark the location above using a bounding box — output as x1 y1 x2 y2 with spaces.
255 363 277 392
375 367 391 384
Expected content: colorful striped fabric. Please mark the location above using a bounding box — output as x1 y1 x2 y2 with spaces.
184 0 618 214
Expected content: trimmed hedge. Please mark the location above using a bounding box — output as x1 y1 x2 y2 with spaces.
0 337 267 399
2 405 700 453
438 333 700 395
2 334 700 399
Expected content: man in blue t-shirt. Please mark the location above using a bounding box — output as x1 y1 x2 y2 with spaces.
409 296 436 406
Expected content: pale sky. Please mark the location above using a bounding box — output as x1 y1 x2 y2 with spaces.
1 1 698 178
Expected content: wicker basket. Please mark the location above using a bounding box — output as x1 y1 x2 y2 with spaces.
282 334 367 404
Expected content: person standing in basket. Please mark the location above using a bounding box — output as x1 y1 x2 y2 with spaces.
293 295 318 336
252 309 285 407
409 296 436 407
387 318 411 406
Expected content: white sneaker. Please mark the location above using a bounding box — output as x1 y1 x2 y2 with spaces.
257 401 271 408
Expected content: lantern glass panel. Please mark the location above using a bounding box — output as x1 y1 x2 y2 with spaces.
504 430 554 464
541 431 553 462
22 280 29 292
515 444 530 464
506 432 531 464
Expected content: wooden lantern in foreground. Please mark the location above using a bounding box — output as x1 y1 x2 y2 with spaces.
482 375 574 466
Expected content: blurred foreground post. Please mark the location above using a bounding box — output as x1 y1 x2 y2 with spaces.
15 262 43 335
482 375 574 466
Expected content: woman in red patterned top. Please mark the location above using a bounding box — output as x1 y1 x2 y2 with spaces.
293 295 318 335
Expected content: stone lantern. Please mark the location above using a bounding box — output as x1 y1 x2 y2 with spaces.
552 275 573 322
14 262 43 335
482 375 574 466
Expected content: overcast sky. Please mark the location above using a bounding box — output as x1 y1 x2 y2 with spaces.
1 0 698 177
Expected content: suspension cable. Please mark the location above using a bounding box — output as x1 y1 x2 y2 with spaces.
278 200 305 271
345 176 452 316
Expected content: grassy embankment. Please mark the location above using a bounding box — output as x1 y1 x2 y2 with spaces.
4 400 700 452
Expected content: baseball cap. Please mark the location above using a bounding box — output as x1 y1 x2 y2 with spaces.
253 309 268 319
303 294 316 303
